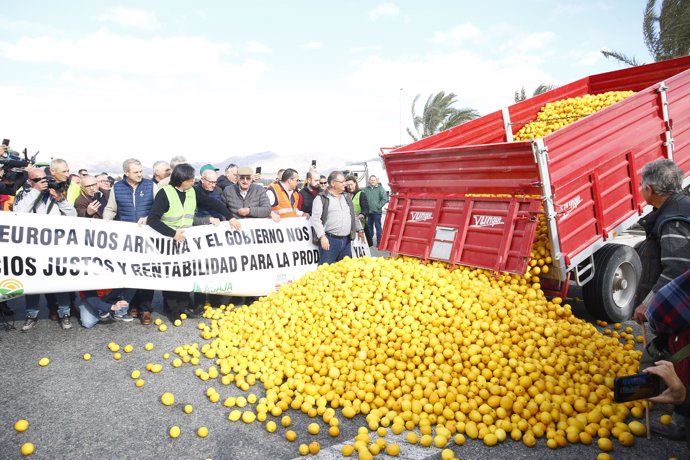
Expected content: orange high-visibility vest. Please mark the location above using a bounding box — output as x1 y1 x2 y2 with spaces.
269 183 301 217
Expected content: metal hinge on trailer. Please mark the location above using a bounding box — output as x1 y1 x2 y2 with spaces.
658 82 675 160
502 107 514 142
430 226 458 261
573 254 595 286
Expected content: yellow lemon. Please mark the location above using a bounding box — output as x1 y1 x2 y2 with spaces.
161 392 175 406
266 421 277 433
159 324 167 332
184 404 193 414
197 426 208 438
307 423 320 435
83 353 91 361
20 443 35 456
286 430 297 442
174 319 182 327
281 416 292 427
144 342 154 351
386 443 401 456
308 441 320 454
135 379 145 388
14 420 29 432
131 370 141 379
169 426 181 438
124 344 133 353
38 358 49 367
298 444 309 456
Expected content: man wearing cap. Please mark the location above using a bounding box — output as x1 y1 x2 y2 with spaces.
195 164 226 219
223 166 279 221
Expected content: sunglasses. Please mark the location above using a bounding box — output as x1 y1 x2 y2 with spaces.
319 182 327 185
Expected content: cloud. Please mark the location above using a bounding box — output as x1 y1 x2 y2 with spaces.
578 50 603 66
344 50 555 115
369 3 400 20
348 45 382 54
301 41 323 50
0 30 270 88
245 41 271 53
514 32 555 52
433 23 482 45
98 7 159 31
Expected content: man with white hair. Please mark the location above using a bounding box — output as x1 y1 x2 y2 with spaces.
156 155 187 189
152 160 171 184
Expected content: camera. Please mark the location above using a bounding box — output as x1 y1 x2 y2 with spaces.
46 176 67 192
613 373 663 403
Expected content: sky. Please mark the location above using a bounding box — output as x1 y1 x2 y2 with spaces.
0 1 653 173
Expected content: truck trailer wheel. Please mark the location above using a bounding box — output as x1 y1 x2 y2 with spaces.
582 244 642 322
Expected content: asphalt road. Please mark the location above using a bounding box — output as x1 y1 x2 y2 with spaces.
0 277 688 459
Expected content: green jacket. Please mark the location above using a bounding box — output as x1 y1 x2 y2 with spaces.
361 184 388 214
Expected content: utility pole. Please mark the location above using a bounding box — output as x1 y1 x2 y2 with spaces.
399 88 403 146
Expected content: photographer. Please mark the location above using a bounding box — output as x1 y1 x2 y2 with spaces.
0 144 29 197
74 175 108 218
13 166 77 331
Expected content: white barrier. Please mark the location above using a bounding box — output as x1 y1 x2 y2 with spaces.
0 213 370 299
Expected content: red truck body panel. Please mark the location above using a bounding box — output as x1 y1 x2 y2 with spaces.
381 56 690 276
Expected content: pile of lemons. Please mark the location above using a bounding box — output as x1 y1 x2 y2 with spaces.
182 255 645 456
513 91 635 141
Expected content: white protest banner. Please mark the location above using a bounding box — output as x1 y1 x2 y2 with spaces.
0 213 370 300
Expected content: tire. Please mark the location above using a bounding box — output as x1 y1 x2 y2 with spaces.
582 244 642 322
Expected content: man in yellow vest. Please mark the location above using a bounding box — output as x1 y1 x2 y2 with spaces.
147 164 240 321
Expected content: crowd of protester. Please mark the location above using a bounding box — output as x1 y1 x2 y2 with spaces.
0 144 388 331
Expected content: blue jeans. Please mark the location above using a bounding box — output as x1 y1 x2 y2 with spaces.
79 289 135 328
366 213 383 245
319 235 352 265
25 293 71 319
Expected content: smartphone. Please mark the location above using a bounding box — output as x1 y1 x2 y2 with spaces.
93 191 103 201
2 139 9 146
311 160 316 167
256 166 262 174
613 373 662 403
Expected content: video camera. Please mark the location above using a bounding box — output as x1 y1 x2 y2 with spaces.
0 148 39 170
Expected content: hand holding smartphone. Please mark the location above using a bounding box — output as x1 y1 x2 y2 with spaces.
614 373 662 403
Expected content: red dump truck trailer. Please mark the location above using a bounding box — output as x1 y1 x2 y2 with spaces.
380 55 690 322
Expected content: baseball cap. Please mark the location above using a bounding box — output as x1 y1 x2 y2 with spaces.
237 166 253 176
199 164 219 174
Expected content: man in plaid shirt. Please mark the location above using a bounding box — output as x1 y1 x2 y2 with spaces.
647 269 690 335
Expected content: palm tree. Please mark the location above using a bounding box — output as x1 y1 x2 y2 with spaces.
406 91 480 141
602 0 690 66
514 84 558 103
